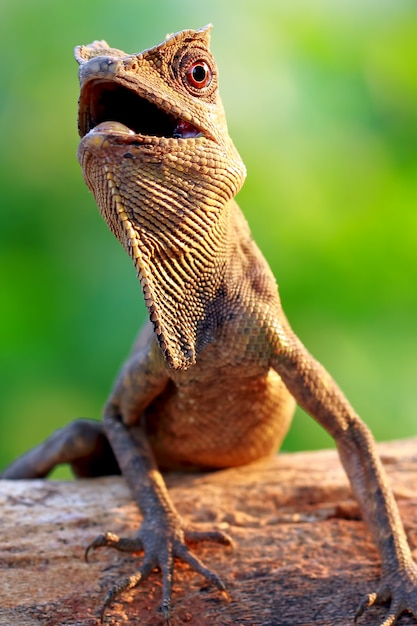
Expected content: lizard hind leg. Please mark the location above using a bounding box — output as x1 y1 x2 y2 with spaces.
1 418 120 479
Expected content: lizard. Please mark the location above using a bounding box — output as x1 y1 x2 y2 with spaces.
3 25 417 625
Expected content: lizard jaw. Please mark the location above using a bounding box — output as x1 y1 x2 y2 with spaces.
78 79 203 140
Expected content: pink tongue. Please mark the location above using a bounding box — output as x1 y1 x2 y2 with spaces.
173 119 201 138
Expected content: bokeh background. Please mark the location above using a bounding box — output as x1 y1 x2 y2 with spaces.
1 0 416 478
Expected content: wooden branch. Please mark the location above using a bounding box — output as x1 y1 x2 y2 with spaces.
1 439 416 625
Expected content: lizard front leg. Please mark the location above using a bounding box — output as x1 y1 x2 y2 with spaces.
87 336 232 622
270 315 417 625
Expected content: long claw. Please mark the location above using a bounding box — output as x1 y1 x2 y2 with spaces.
355 592 378 621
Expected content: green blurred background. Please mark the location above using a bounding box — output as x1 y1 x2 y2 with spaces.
1 0 416 478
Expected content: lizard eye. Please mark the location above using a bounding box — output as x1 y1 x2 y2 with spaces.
185 61 212 89
178 50 217 98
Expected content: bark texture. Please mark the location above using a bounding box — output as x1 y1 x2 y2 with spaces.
1 439 416 626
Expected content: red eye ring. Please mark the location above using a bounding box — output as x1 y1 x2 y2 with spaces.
185 61 212 89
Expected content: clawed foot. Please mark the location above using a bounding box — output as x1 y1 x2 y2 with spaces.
355 561 417 626
85 523 233 623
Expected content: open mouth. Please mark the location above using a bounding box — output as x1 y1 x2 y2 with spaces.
79 80 202 140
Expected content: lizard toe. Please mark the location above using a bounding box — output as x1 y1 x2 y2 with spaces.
89 521 230 622
184 527 234 548
85 530 143 562
100 563 154 624
175 542 227 593
355 560 417 626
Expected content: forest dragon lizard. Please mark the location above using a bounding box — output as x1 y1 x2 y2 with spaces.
3 25 417 625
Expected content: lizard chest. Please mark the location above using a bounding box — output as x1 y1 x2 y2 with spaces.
143 340 295 470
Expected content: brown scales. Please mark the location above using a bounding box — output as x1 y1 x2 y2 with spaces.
3 25 417 625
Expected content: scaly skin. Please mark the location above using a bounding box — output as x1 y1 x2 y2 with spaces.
3 26 417 624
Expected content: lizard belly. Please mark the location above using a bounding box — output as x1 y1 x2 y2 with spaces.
144 367 295 470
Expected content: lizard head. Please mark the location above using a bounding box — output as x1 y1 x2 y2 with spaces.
75 26 246 369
